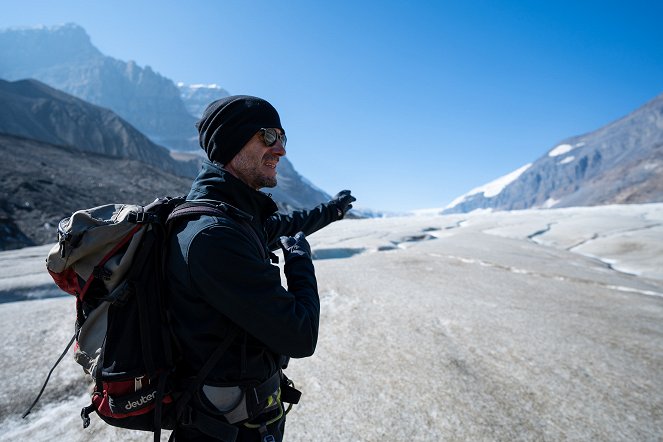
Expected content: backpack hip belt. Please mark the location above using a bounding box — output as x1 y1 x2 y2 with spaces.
177 371 301 440
199 370 298 425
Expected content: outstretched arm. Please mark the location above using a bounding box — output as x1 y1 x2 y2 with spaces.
265 190 356 250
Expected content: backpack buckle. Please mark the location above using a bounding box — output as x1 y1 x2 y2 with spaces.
180 406 194 426
93 266 112 281
127 211 156 224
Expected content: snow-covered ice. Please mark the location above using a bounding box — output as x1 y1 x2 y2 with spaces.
1 203 662 441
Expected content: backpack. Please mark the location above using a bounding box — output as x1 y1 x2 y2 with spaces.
22 196 255 441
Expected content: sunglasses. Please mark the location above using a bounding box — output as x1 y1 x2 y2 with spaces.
259 128 287 148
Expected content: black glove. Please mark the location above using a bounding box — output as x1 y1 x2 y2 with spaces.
330 190 356 219
279 232 312 261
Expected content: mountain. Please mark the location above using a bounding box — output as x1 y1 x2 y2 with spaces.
177 83 230 118
0 78 198 177
444 93 663 213
0 133 193 250
0 23 199 151
0 24 333 213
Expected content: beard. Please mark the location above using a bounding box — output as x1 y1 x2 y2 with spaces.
230 151 278 189
256 174 277 189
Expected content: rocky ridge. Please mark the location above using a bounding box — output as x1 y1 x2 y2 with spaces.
444 92 663 213
0 78 198 177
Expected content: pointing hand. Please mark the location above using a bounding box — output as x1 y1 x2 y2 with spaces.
330 190 356 219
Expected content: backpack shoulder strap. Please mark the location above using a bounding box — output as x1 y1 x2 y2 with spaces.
166 202 230 223
164 200 272 388
167 201 267 261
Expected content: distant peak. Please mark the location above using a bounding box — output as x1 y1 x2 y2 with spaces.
0 22 101 60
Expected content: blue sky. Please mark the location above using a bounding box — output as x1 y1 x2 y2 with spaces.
2 1 662 212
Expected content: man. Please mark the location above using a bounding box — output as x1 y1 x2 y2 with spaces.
166 95 355 441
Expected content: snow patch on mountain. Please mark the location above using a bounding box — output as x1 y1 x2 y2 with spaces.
549 141 586 158
446 163 532 209
178 82 224 90
178 82 230 118
541 198 560 208
548 143 574 157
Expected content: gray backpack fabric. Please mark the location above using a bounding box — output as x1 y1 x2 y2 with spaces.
47 203 150 300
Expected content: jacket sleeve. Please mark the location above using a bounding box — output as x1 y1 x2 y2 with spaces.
187 223 320 358
265 202 339 251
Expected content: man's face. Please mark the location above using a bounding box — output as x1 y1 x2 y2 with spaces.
225 129 286 190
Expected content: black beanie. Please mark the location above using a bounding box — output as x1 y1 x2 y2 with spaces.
195 95 284 165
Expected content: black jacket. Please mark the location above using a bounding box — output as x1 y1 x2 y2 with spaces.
166 160 338 386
